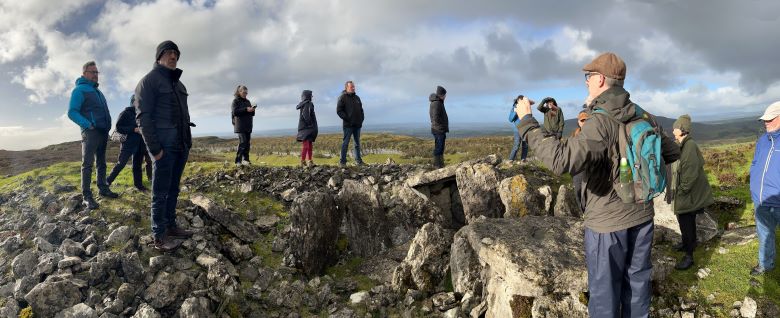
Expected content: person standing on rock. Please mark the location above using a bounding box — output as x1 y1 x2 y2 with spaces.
336 80 365 167
537 97 565 139
297 90 318 167
68 60 119 210
135 40 195 252
508 95 529 162
514 52 680 317
749 101 780 276
429 85 449 168
668 114 714 270
106 95 153 192
232 85 256 166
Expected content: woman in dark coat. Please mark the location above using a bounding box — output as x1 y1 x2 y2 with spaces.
106 95 152 191
232 85 256 165
296 90 318 167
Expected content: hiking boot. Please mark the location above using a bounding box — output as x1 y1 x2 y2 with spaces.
750 265 768 276
307 160 316 167
99 189 119 199
356 161 366 166
82 197 99 210
153 236 179 252
674 254 694 270
339 162 347 168
166 227 193 239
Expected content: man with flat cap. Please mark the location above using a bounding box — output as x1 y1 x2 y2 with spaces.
749 101 780 276
514 52 680 317
429 85 449 168
135 40 195 252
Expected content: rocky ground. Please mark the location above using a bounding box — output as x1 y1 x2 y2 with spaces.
0 156 775 317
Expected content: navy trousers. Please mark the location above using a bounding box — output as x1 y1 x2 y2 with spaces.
151 149 189 239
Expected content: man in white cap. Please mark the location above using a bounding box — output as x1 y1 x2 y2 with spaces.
749 101 780 275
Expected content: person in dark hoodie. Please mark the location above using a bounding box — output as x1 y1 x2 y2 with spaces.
67 60 119 210
336 80 365 166
429 86 449 168
514 52 680 317
135 40 195 252
537 97 565 139
106 95 152 191
231 85 256 165
296 90 318 167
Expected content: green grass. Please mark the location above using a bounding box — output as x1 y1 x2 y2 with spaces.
325 257 377 291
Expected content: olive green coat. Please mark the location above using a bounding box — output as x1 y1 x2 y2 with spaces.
671 136 714 214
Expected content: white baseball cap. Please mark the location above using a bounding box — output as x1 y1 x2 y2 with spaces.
759 101 780 121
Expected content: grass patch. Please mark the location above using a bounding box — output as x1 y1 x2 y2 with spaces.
325 257 377 291
250 233 283 269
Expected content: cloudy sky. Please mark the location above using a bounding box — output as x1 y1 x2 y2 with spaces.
1 0 778 150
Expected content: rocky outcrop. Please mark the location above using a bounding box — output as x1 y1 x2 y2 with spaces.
450 217 588 318
553 184 581 218
190 195 260 243
497 174 547 218
24 279 83 318
284 191 342 276
337 180 391 257
391 223 453 293
455 163 503 222
653 195 719 244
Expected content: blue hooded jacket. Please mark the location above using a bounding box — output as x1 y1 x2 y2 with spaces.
750 129 780 207
67 77 111 132
508 104 519 132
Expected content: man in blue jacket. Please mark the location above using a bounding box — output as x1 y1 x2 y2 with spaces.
67 61 119 210
750 101 780 275
508 95 528 161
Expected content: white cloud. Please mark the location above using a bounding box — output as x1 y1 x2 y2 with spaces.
0 114 80 150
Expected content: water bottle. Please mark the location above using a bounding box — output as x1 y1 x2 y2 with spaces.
619 158 631 183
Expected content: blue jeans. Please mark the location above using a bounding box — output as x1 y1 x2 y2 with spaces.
585 220 653 318
81 129 109 197
433 133 446 156
509 130 528 161
756 205 780 270
151 149 189 239
340 127 363 164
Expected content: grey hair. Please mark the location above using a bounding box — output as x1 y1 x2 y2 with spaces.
234 85 247 98
344 80 354 89
605 77 624 88
82 61 96 73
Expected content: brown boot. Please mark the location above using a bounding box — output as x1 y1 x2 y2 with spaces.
153 236 179 252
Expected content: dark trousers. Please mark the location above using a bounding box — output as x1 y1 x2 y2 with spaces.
509 130 528 160
677 210 699 256
235 132 251 163
151 149 189 239
433 133 446 156
585 220 653 318
340 127 363 164
107 142 152 187
81 129 109 197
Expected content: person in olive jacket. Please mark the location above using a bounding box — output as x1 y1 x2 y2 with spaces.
429 85 448 168
296 90 318 167
135 40 195 252
231 85 256 165
669 114 714 270
336 80 365 166
106 95 152 191
537 97 565 139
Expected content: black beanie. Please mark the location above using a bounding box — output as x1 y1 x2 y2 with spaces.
156 40 180 61
436 85 447 96
301 90 312 101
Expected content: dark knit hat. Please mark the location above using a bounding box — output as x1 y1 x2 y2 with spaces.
301 90 312 101
673 114 692 133
583 52 626 80
156 40 180 61
436 86 447 96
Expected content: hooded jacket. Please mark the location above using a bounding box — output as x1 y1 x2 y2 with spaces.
750 129 780 207
429 93 449 134
115 105 144 153
537 101 565 138
336 91 364 128
517 86 680 233
671 136 714 214
68 77 111 132
231 97 255 133
296 91 318 142
134 63 192 156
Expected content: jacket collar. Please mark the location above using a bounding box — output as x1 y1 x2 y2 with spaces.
589 86 636 122
153 63 183 82
76 76 98 88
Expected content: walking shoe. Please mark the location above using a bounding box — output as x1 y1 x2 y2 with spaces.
241 160 252 166
750 265 768 276
166 227 193 239
153 236 179 252
356 161 366 166
307 160 316 167
82 197 99 209
339 162 347 168
99 189 119 199
674 254 694 270
300 160 307 168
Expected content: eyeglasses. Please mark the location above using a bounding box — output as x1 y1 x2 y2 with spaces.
585 72 600 80
85 71 100 74
578 119 587 123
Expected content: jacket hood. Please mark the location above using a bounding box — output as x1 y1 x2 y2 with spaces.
76 76 98 88
296 100 312 110
429 93 441 102
589 86 637 123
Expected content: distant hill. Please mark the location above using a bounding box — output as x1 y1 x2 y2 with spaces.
561 115 764 142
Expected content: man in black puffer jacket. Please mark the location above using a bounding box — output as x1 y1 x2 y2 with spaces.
429 85 448 168
107 95 152 191
135 40 195 252
336 80 365 166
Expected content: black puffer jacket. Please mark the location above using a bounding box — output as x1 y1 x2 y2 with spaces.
296 90 318 142
429 93 449 134
134 63 193 156
336 91 364 128
115 105 143 152
232 97 255 133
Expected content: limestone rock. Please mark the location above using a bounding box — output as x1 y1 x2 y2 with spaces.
54 303 97 318
497 175 546 218
456 163 503 222
178 297 214 318
121 252 144 282
531 294 588 318
143 271 191 309
740 296 756 318
24 279 83 318
207 261 238 298
653 195 719 244
131 303 160 318
392 223 453 292
284 191 342 276
58 239 85 257
221 238 253 264
553 184 581 218
105 226 132 247
190 195 259 243
337 180 391 257
0 296 20 318
11 249 39 279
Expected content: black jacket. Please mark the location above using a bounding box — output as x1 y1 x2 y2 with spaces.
134 63 193 156
296 99 318 142
115 106 144 153
232 97 255 133
336 91 364 128
429 94 449 134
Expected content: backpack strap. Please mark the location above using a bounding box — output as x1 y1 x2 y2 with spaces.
592 108 630 160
